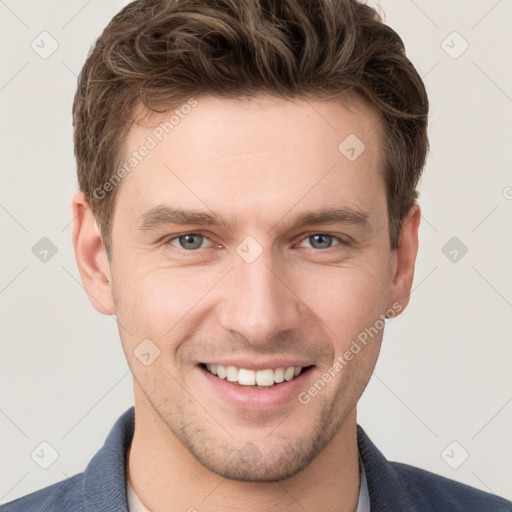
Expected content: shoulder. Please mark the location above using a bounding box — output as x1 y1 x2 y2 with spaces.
390 461 512 512
0 473 84 512
357 424 511 511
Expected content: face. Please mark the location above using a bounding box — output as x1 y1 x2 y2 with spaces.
75 94 418 482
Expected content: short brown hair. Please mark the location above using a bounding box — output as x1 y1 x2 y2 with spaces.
73 0 429 253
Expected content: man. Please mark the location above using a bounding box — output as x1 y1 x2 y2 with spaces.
2 0 511 510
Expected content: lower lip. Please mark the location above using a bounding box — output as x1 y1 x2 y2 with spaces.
197 366 315 411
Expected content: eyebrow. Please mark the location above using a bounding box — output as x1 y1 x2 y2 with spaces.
135 205 370 232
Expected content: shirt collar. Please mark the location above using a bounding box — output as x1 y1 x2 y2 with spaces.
82 407 134 511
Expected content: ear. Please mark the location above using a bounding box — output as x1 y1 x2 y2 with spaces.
71 191 115 315
387 204 421 315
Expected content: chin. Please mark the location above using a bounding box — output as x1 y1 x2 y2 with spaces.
184 427 329 483
195 448 315 483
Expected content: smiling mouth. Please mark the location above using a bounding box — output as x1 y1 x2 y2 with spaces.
199 363 315 389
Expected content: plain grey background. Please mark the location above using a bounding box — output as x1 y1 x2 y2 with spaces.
1 0 511 504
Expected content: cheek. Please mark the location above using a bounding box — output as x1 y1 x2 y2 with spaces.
297 259 391 345
112 266 220 345
111 271 201 387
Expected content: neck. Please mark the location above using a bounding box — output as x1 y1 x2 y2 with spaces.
127 390 361 512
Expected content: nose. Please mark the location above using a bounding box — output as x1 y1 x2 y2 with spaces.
218 251 303 346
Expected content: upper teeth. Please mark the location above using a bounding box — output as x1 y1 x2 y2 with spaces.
205 364 303 386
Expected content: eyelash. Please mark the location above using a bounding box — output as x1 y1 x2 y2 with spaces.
164 231 351 252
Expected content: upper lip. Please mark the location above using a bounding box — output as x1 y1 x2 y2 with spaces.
199 359 314 371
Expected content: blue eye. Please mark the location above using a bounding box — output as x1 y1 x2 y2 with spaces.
169 234 210 250
300 234 340 250
166 232 346 253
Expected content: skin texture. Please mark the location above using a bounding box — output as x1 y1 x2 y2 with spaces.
72 95 420 512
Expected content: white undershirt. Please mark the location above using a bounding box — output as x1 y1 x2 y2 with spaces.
127 454 370 511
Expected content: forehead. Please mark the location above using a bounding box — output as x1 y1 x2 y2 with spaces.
129 93 383 164
115 94 386 230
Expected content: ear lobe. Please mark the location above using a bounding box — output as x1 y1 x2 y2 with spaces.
72 191 115 315
387 204 421 315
